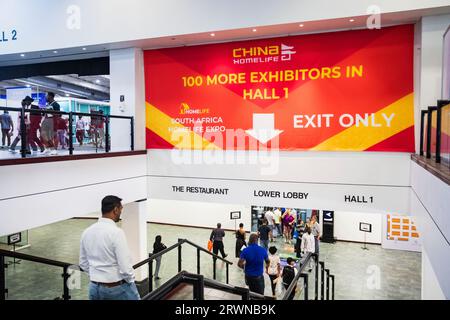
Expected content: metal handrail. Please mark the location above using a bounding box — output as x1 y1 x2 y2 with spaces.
184 239 233 265
142 271 274 300
281 252 313 300
0 238 236 301
0 249 73 268
133 238 233 269
0 249 75 300
203 277 274 300
0 106 133 120
0 105 134 157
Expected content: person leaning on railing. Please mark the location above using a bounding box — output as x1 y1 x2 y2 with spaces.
79 195 140 300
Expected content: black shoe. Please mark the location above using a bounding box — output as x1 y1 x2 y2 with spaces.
155 276 161 280
223 254 228 259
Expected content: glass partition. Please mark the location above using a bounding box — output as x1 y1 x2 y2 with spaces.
426 106 437 159
0 106 134 160
437 102 450 167
430 108 438 159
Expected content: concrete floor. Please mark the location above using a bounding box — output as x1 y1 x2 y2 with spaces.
2 218 421 300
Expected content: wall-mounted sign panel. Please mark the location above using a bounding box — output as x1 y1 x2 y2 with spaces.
148 176 410 214
144 25 414 152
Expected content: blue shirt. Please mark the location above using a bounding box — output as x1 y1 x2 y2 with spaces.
240 243 268 277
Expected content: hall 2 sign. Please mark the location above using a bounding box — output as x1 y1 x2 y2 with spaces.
0 29 18 43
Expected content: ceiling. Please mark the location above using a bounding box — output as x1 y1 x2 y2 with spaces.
0 74 110 101
0 6 449 102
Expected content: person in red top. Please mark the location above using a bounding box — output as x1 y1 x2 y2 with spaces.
56 116 68 149
25 96 46 153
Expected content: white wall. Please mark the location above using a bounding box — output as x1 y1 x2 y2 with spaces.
332 211 383 244
148 150 411 186
414 15 450 153
0 154 147 236
148 199 250 231
422 249 445 299
419 15 450 108
411 162 450 299
2 0 449 55
109 48 146 151
147 150 411 214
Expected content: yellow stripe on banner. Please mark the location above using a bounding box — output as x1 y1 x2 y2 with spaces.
310 93 414 151
146 102 221 150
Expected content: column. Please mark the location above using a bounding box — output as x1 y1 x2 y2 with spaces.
121 200 148 281
109 47 146 151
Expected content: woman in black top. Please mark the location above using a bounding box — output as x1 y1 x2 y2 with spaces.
153 235 167 280
235 223 247 258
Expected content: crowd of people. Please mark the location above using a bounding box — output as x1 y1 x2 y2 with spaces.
211 208 321 299
234 208 321 299
77 198 321 301
0 93 106 155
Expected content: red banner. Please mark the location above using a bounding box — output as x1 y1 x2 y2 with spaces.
144 25 414 151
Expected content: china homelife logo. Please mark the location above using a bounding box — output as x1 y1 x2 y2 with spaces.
232 43 296 65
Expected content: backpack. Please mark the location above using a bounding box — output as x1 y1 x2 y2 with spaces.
282 265 295 285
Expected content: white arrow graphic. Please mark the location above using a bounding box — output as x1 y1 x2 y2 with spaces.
245 113 283 144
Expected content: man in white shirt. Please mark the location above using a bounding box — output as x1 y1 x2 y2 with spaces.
264 208 275 241
79 195 140 300
273 208 282 238
301 227 316 272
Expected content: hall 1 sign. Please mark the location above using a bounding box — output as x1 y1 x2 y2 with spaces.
345 195 374 203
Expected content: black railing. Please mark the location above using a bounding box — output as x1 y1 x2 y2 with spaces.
142 270 274 300
281 252 335 300
133 238 233 294
0 249 74 300
281 252 312 300
1 241 334 301
0 106 134 158
420 100 450 166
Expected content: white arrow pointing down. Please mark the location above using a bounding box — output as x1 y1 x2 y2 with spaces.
245 113 283 144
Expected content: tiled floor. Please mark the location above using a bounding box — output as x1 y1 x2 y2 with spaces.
2 218 421 300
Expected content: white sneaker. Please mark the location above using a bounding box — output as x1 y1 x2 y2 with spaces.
8 149 17 153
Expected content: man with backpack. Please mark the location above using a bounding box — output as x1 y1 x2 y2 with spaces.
282 257 297 300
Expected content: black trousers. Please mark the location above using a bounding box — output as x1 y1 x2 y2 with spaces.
246 275 265 295
295 238 302 258
235 239 246 258
213 240 226 258
268 274 278 296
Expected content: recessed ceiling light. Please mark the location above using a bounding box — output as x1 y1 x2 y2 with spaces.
53 50 58 53
95 79 101 84
299 24 304 27
252 28 257 32
26 85 31 88
210 33 215 37
65 93 70 97
20 53 25 57
349 19 355 22
82 47 87 51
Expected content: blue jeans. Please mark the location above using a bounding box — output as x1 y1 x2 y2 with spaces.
260 239 269 250
89 281 140 300
245 275 265 295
